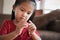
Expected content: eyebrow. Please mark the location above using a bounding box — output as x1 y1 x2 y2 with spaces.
20 7 26 11
20 6 32 13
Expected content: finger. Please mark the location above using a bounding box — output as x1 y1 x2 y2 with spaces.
29 26 35 30
29 25 37 30
28 27 35 32
29 20 33 24
29 20 35 26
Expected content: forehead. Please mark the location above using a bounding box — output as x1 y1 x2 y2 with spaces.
17 2 35 11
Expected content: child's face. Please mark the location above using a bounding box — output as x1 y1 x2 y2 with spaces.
14 2 34 22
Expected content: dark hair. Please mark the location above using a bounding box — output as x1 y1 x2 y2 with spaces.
11 0 36 21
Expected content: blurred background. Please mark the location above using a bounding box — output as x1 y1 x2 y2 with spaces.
0 0 60 15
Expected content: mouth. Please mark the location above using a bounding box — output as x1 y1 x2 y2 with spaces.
20 17 27 21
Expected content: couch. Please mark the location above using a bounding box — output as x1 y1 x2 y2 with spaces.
33 9 60 40
0 9 60 40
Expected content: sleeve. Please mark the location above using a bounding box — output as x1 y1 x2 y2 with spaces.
0 20 8 35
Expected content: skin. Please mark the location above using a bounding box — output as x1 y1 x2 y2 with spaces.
0 2 41 40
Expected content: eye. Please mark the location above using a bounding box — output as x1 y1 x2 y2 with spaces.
27 12 30 14
27 11 32 15
20 8 25 11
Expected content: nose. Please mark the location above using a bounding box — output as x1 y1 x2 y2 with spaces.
23 12 27 16
22 12 27 18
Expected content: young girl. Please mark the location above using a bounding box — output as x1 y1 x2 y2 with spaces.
0 0 41 40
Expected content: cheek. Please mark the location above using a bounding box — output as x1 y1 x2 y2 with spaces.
15 12 22 19
27 14 32 20
27 16 30 19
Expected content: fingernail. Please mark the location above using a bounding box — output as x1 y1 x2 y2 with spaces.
29 20 31 23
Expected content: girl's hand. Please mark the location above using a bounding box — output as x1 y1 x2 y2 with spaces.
28 20 37 34
15 19 28 30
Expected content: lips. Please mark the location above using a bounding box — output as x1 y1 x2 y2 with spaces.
20 17 26 20
22 17 26 20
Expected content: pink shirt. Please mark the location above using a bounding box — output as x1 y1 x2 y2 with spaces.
0 20 40 40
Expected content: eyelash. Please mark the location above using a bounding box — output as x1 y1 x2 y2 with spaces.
20 8 31 14
20 8 25 12
27 13 30 14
